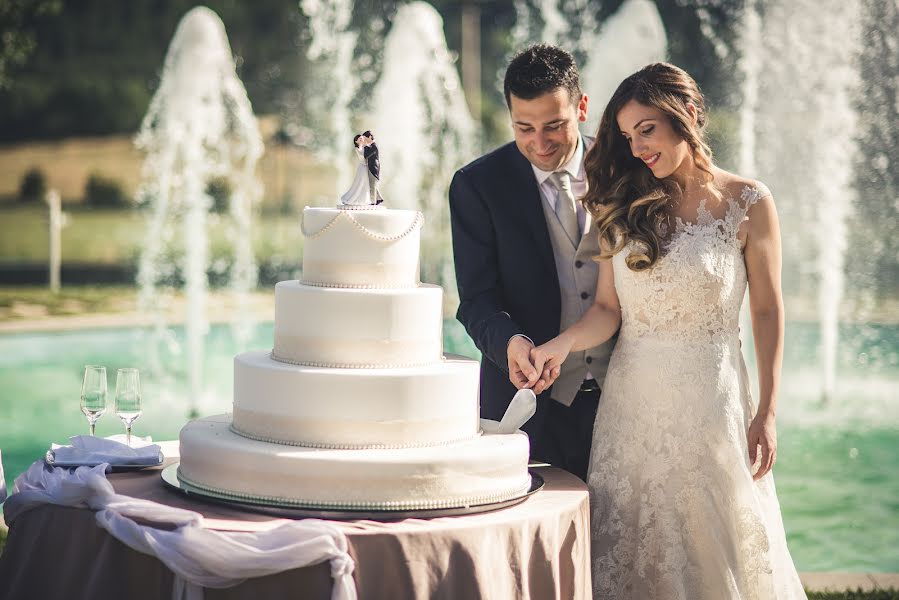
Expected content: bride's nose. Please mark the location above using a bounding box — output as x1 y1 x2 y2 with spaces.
630 138 646 157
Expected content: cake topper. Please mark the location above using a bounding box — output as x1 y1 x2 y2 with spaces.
339 130 384 207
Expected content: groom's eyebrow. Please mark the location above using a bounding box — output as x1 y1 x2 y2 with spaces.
513 118 567 128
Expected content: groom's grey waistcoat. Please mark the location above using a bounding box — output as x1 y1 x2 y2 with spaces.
540 198 616 406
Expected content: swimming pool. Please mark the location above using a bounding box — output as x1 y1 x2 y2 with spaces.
0 319 896 572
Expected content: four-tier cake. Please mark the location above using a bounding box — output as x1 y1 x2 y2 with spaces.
177 207 531 510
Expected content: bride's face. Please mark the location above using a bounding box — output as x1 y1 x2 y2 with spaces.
616 99 694 181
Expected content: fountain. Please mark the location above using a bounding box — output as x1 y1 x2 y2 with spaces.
737 0 861 402
299 1 475 308
299 0 359 195
369 1 477 300
510 0 667 134
134 6 263 415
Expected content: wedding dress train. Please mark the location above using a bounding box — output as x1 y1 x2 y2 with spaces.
588 183 807 599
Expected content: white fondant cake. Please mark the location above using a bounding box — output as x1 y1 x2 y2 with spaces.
179 415 530 509
272 281 444 367
301 208 422 288
231 351 480 448
178 206 531 510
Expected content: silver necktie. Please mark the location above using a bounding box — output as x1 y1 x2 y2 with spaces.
549 171 580 245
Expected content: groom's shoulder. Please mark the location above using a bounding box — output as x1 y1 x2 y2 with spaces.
456 141 521 180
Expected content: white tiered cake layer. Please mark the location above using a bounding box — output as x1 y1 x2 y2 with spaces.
179 414 532 510
232 351 480 448
272 281 443 367
301 207 422 288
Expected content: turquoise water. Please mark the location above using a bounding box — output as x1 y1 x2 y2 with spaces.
0 320 896 572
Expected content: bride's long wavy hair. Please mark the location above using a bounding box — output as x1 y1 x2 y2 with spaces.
583 63 716 271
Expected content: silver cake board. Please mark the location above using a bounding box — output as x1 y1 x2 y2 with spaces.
161 463 544 521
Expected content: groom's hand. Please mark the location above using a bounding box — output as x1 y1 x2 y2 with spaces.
507 336 541 390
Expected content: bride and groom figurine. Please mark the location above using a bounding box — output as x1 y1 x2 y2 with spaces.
340 130 384 207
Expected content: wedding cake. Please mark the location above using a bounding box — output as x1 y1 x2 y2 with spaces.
177 207 532 510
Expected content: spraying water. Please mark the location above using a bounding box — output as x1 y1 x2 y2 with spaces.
578 0 667 132
300 0 359 195
510 0 666 134
737 0 861 402
135 6 263 415
369 1 477 304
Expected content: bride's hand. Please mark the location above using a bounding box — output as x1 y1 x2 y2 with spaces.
747 412 777 481
529 335 574 393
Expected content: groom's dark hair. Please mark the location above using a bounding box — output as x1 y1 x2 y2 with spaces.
503 44 582 109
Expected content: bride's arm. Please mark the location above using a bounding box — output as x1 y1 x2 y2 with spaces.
529 255 621 390
744 191 784 480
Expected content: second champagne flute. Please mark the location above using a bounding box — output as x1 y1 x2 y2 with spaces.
115 368 142 447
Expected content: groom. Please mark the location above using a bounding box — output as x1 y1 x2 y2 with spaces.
449 45 617 481
360 130 384 205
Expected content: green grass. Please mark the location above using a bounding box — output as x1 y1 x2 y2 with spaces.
0 285 137 318
0 205 303 265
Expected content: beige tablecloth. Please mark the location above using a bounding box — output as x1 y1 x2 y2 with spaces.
0 453 590 600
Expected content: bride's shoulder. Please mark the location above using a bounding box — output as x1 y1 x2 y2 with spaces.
715 171 773 207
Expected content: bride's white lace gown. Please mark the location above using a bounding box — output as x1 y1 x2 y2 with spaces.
589 183 807 599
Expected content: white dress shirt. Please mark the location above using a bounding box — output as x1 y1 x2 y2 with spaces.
530 136 589 235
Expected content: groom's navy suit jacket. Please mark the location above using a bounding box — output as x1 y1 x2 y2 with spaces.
449 141 569 438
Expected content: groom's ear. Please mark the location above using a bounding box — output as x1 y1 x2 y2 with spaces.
576 94 589 123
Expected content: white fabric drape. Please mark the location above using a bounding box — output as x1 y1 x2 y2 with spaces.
5 461 356 600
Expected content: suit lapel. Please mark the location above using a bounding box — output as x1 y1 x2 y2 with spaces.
507 147 557 278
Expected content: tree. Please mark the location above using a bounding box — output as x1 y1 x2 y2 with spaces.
0 0 61 90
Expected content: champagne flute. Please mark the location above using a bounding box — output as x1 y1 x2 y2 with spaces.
80 365 107 436
115 368 142 447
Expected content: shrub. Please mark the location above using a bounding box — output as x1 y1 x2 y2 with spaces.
84 173 129 207
18 167 47 203
206 176 232 214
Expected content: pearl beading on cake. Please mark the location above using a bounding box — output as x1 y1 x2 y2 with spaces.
302 209 424 242
335 204 382 211
269 350 437 370
177 469 532 510
298 280 419 289
229 422 478 450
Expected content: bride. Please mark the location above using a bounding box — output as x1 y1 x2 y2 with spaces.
530 63 807 598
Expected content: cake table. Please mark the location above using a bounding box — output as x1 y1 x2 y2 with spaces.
0 449 591 600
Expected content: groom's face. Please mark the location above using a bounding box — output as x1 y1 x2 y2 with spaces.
509 88 588 172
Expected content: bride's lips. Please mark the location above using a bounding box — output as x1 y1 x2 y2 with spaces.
643 152 660 168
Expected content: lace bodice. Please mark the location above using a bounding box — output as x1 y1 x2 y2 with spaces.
613 184 770 346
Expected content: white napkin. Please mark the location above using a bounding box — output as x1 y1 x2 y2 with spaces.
496 388 538 434
50 435 163 467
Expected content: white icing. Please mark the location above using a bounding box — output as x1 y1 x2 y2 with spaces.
179 415 532 509
272 281 443 367
301 208 422 288
232 351 480 447
176 206 532 510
